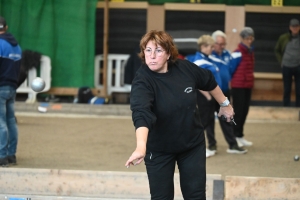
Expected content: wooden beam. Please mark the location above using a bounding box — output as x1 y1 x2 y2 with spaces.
225 6 245 52
254 72 282 79
97 2 148 9
0 168 221 199
147 5 165 32
245 5 300 13
46 87 101 96
102 0 109 97
165 3 225 11
225 176 300 199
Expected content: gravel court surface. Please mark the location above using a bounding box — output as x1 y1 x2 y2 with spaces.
13 112 300 179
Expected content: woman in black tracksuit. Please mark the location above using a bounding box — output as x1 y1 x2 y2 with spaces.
125 30 234 200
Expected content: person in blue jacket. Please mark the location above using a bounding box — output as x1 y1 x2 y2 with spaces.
186 35 223 158
0 16 22 167
206 30 247 156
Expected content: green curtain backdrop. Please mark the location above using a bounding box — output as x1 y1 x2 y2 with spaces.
0 0 98 87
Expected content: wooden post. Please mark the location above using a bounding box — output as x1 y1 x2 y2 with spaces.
225 6 245 52
102 0 109 97
147 5 165 32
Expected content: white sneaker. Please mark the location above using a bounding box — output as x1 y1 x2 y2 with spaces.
236 137 253 147
206 149 216 158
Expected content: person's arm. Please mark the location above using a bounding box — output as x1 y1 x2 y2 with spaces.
209 85 234 122
125 127 148 168
274 35 283 65
199 90 212 100
230 51 242 75
125 70 156 168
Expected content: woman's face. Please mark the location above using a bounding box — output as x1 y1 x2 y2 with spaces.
241 36 254 48
144 40 170 73
201 44 214 55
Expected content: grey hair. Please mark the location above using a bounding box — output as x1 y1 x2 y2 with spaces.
211 30 226 41
240 27 254 39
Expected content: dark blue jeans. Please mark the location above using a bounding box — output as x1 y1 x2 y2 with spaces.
0 86 18 158
282 65 300 107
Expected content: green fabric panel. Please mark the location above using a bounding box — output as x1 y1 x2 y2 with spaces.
0 0 97 87
284 0 300 5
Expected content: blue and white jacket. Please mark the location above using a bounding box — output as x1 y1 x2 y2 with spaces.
211 49 231 66
186 51 222 90
0 33 22 89
211 49 234 93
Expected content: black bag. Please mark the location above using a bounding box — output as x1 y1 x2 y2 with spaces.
77 87 94 104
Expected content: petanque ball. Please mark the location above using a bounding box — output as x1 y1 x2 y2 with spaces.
294 155 299 161
31 77 46 92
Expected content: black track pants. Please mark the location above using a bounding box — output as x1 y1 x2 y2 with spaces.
144 140 206 200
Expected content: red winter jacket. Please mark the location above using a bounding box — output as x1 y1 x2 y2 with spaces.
231 43 255 88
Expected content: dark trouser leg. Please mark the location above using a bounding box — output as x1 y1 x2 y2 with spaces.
177 139 206 200
294 65 300 107
231 88 252 138
218 117 237 148
282 66 293 107
205 99 217 148
197 91 214 130
214 91 237 148
144 151 176 200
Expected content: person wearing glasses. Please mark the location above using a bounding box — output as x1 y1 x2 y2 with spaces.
125 30 234 199
203 30 247 157
230 27 255 147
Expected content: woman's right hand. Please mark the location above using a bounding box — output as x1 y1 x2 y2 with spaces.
125 148 146 168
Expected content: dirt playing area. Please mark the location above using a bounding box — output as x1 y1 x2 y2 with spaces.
13 109 300 179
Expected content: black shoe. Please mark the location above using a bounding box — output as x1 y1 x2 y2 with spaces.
227 145 247 154
208 145 217 152
7 155 17 165
0 157 9 167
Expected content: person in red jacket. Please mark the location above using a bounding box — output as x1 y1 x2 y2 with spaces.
230 27 255 147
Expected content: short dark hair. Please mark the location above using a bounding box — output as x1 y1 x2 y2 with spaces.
0 16 7 31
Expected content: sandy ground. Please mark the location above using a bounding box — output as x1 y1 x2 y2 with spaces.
12 113 300 179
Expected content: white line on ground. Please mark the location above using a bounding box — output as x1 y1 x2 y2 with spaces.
15 112 131 119
15 112 300 123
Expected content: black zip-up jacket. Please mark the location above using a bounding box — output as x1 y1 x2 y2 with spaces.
0 32 22 89
130 59 217 153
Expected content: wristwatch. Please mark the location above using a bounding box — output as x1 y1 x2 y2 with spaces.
220 97 230 107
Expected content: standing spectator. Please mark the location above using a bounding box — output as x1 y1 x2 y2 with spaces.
187 35 246 157
207 30 247 155
230 27 255 147
275 18 300 107
186 35 221 158
0 16 22 166
125 30 234 199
